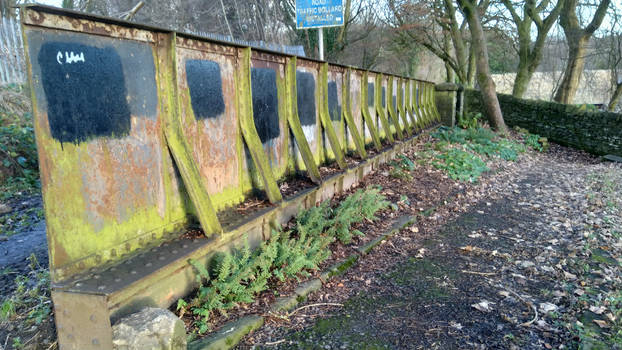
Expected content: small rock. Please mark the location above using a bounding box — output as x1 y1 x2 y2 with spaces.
471 300 495 313
112 308 186 350
563 271 577 280
539 302 558 313
540 266 555 273
0 203 10 215
520 261 535 269
589 306 606 315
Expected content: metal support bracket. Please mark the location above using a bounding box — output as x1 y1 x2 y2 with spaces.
236 47 283 204
158 33 223 236
286 57 322 184
386 75 404 140
361 71 382 151
396 78 412 136
319 63 347 169
343 68 367 159
375 73 398 142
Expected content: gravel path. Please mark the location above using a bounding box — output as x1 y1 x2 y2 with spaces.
240 144 622 349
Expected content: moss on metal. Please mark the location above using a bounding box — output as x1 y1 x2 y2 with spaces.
285 57 322 183
319 63 347 169
343 68 367 159
387 75 405 139
235 48 283 204
375 74 397 142
360 71 382 151
396 78 412 136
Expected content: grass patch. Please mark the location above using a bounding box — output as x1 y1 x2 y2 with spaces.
0 254 52 328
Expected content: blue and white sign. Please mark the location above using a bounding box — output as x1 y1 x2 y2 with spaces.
296 0 344 29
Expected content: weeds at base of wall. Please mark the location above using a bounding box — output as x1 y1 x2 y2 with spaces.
411 125 546 183
0 254 55 350
177 188 390 335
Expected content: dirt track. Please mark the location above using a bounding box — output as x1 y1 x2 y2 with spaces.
240 144 622 349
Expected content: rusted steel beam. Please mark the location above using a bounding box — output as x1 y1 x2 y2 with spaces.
343 68 366 159
159 32 223 237
286 57 322 184
236 47 283 204
425 82 437 125
407 79 419 130
319 63 347 169
375 73 397 142
415 81 427 129
397 78 412 136
386 75 404 140
360 71 382 151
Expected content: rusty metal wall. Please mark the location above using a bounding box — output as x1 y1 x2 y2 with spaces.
294 58 322 166
348 69 364 149
175 37 246 211
327 66 345 156
21 5 438 284
22 11 189 282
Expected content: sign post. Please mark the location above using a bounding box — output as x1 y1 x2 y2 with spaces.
295 0 344 61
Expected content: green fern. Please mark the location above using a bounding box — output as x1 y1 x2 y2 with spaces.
183 188 389 333
327 188 390 244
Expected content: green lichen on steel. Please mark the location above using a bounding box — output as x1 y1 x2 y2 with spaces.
397 78 412 136
178 89 247 211
360 71 382 151
343 68 367 159
274 60 292 179
285 57 321 183
236 47 282 203
375 73 396 142
319 63 347 169
36 43 196 280
163 33 223 237
385 75 403 140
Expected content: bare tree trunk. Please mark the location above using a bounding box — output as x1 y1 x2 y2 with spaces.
502 0 565 99
554 0 611 104
554 36 588 104
608 82 622 111
444 34 455 82
512 21 533 98
466 45 476 88
458 0 507 132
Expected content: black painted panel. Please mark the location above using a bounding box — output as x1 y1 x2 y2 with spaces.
416 87 420 106
296 71 316 126
392 95 397 113
327 81 341 121
251 68 280 143
382 87 386 108
368 83 374 107
38 42 131 143
185 59 225 120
